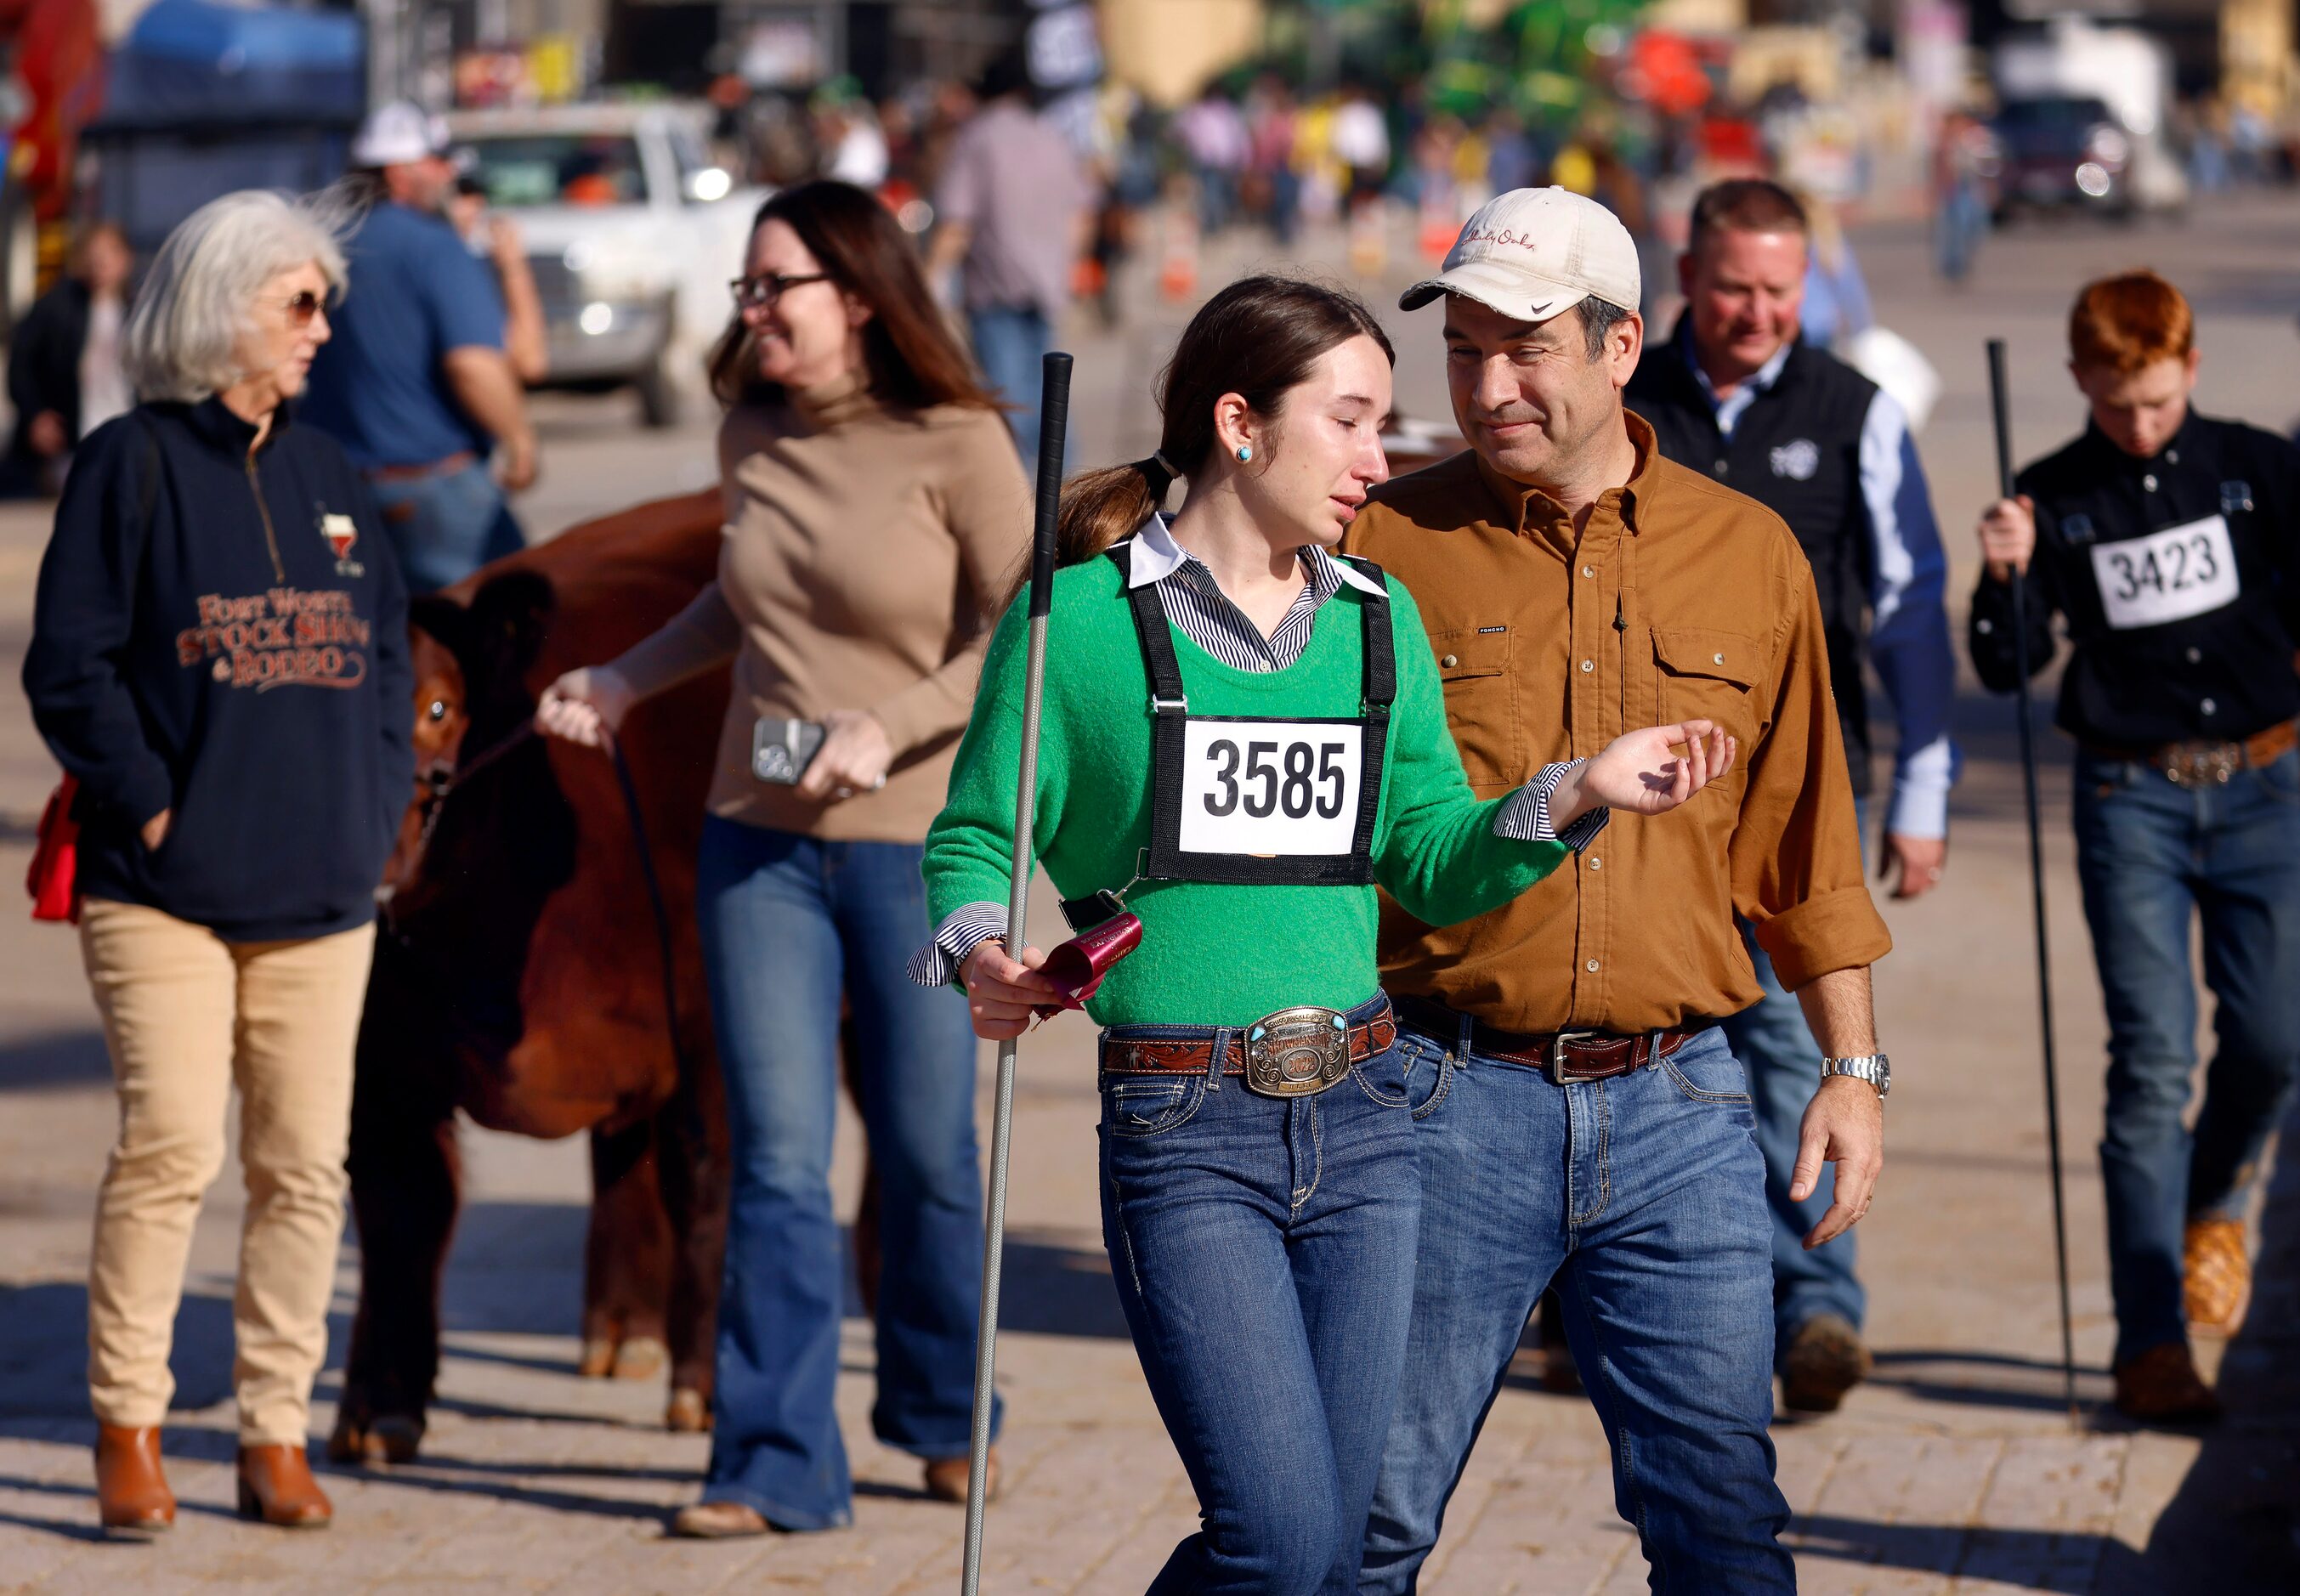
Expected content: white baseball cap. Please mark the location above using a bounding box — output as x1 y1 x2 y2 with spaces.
1400 187 1641 323
351 100 450 168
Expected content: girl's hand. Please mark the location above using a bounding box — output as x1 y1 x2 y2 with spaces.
796 709 894 802
535 665 636 749
1554 721 1736 823
960 939 1061 1040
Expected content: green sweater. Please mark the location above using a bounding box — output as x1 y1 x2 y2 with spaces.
923 553 1568 1027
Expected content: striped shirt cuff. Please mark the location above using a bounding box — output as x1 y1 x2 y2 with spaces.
907 901 1010 988
1493 760 1610 851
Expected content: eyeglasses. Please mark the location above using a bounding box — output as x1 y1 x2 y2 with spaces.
277 291 326 327
729 272 830 310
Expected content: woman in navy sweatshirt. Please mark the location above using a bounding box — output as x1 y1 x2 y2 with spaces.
23 190 412 1538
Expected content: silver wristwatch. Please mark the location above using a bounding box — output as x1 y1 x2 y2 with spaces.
1821 1053 1889 1100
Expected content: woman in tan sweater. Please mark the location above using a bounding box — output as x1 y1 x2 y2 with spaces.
537 180 1028 1537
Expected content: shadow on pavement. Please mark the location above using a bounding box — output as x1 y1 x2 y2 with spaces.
0 1027 109 1093
2107 1098 2300 1593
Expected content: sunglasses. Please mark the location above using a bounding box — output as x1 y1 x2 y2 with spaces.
278 291 327 326
729 271 830 310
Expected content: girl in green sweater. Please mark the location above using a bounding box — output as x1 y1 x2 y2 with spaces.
915 278 1731 1594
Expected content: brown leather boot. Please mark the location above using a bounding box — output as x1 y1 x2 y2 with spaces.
923 1447 999 1506
2184 1218 2251 1336
235 1443 333 1529
1781 1314 1874 1415
670 1500 772 1538
2113 1343 2223 1425
94 1425 174 1539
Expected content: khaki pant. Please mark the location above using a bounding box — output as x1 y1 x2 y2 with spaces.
78 897 375 1445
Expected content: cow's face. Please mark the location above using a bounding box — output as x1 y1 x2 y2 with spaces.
382 625 471 900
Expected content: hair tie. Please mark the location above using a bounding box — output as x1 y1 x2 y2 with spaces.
1150 450 1181 482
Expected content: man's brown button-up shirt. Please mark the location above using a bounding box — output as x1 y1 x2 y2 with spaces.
1344 411 1891 1034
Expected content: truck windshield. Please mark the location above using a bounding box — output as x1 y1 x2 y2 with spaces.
459 134 648 207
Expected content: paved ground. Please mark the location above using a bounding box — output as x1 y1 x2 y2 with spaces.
3 193 2298 1593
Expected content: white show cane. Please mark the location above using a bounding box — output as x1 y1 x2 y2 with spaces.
960 350 1072 1593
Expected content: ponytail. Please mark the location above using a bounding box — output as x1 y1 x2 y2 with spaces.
1055 454 1178 569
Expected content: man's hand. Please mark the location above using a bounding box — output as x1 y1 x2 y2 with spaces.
496 429 540 493
28 411 67 458
796 709 894 802
1789 1074 1884 1248
960 939 1060 1040
1977 494 2035 581
1880 832 1947 900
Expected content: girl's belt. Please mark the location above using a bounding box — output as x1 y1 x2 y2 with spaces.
1099 998 1396 1099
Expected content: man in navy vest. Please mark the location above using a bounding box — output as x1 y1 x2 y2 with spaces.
1626 178 1959 1413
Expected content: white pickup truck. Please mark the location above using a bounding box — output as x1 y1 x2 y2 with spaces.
446 103 765 426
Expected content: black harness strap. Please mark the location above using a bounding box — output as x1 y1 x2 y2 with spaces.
1108 542 1393 888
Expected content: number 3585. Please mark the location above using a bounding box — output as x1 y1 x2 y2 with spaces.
1204 739 1349 819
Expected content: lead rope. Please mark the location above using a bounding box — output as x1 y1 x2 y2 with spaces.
604 732 692 1084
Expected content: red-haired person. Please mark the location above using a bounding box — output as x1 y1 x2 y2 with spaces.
1970 270 2300 1423
536 180 1029 1533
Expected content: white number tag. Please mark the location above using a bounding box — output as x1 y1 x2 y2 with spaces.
2088 513 2240 630
1177 720 1362 857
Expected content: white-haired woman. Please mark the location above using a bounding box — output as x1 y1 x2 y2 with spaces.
24 190 412 1537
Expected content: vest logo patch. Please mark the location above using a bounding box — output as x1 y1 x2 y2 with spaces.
2060 513 2097 546
318 510 365 576
1768 439 1820 481
2221 480 2254 515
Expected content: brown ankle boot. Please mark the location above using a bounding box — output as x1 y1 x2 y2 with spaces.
2113 1343 2223 1425
94 1425 174 1539
235 1443 332 1529
923 1447 1000 1506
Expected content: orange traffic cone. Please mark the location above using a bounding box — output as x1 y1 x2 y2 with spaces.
1158 207 1200 303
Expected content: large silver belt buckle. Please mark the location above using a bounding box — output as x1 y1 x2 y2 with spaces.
1243 1006 1352 1098
2162 744 2238 788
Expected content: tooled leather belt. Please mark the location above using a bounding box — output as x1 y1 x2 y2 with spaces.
1099 1002 1396 1078
1394 994 1696 1085
2082 719 2297 789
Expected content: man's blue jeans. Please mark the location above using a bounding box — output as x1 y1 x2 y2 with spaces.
369 458 522 595
2072 746 2300 1365
1362 1022 1793 1593
968 303 1051 464
1100 995 1419 1595
694 819 994 1530
1721 806 1872 1359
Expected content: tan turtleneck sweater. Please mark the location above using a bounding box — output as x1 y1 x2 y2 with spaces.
611 371 1029 840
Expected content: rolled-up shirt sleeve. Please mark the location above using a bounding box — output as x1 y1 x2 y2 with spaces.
907 901 1008 988
1733 556 1894 991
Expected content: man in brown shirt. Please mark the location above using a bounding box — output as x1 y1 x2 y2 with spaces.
1345 187 1892 1593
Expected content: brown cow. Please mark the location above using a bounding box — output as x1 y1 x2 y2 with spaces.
330 490 734 1464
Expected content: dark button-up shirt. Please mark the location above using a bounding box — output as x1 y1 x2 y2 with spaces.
1969 410 2300 747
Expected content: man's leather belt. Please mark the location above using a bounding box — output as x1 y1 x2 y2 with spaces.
363 450 479 484
1100 1001 1396 1082
2083 720 2296 789
1395 994 1695 1085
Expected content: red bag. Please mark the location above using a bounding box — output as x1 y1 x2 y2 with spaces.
25 775 82 924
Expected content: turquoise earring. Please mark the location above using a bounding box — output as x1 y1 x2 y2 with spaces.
1236 444 1253 463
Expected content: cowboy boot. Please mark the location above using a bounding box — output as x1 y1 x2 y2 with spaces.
923 1446 1000 1507
94 1425 174 1539
2184 1218 2251 1336
236 1443 333 1529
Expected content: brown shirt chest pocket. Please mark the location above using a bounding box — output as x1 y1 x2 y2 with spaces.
1652 626 1763 748
1429 626 1519 787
